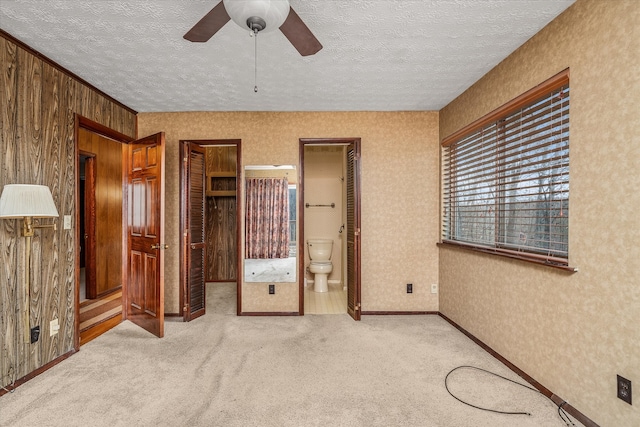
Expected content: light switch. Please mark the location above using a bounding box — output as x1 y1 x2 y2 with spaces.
63 215 72 230
50 318 59 336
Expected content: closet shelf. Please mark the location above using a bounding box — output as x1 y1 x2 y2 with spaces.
207 171 236 178
207 190 236 197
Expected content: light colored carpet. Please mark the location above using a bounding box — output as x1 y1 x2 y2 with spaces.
0 283 582 427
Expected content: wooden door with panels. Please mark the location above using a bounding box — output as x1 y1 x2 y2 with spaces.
126 133 166 337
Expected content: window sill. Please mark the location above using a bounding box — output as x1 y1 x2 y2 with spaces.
437 241 578 273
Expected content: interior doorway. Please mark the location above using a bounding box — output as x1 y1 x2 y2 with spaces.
180 140 241 321
75 117 131 347
75 116 167 344
299 138 361 320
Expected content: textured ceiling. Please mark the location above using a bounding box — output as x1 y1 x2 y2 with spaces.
0 0 575 112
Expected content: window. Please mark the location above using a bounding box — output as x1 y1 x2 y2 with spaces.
442 70 571 268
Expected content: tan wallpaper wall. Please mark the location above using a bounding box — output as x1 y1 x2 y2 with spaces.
137 111 440 315
439 1 640 426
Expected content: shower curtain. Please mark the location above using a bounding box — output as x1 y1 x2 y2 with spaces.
245 177 290 259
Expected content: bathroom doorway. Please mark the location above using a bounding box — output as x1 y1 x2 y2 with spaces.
299 138 361 320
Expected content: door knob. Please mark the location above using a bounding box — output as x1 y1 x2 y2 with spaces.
151 243 169 250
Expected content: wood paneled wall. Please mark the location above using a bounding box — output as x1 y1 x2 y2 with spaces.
0 33 136 389
78 128 123 295
205 147 237 282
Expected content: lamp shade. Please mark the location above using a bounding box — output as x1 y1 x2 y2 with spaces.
223 0 290 33
0 184 59 218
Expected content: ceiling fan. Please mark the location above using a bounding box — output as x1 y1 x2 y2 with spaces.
184 0 323 56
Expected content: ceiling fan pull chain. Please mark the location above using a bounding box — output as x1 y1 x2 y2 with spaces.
254 29 258 93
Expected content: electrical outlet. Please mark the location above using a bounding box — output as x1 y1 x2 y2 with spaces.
406 283 413 294
50 318 59 336
30 326 40 344
617 375 632 405
431 284 438 294
268 284 275 295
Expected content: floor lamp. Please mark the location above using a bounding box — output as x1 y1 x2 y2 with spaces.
0 184 59 379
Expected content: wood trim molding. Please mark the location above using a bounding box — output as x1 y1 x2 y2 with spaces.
79 314 122 346
94 285 123 300
240 312 300 316
0 350 76 396
437 241 577 273
0 29 137 116
182 139 242 145
235 141 243 316
78 116 134 144
438 312 600 427
362 311 439 315
441 68 569 147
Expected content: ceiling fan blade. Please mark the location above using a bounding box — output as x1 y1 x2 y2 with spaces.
279 7 323 56
184 1 230 43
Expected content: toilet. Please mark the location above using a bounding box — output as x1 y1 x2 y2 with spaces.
307 239 333 293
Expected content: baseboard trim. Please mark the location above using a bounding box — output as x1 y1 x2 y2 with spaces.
0 349 76 396
240 312 300 316
438 312 600 427
94 285 123 300
362 311 439 315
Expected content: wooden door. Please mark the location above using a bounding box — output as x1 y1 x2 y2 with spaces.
180 142 207 321
83 155 97 299
346 142 361 320
126 133 165 337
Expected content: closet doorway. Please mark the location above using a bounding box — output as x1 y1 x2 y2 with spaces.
180 140 242 321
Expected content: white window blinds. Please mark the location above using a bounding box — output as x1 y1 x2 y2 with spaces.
442 71 570 267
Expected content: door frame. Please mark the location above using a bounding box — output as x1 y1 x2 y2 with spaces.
79 151 97 300
74 115 133 350
179 139 242 319
299 138 362 319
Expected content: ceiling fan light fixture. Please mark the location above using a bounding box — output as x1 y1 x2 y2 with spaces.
223 0 290 33
247 16 267 33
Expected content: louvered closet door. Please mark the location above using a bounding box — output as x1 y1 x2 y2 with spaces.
346 142 361 321
186 145 207 321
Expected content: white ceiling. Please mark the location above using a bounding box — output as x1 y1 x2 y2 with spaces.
0 0 575 113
